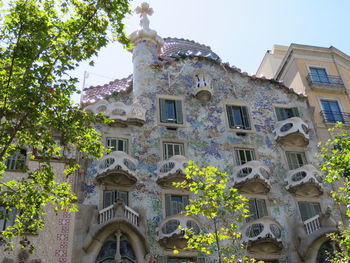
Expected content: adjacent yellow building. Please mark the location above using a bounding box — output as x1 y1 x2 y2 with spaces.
257 44 350 140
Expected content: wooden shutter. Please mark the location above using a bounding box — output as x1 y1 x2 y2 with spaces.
159 99 167 123
103 191 113 208
165 194 171 217
291 107 300 117
117 191 128 205
256 199 268 217
226 106 234 128
241 106 251 129
298 202 312 221
175 100 183 124
275 107 285 121
248 199 258 221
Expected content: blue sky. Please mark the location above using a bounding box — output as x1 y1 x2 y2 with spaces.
72 0 350 101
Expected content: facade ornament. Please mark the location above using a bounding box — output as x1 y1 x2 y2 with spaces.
130 2 164 47
114 230 122 263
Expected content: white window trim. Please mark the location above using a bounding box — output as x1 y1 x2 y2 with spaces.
284 150 309 170
160 139 187 160
106 136 130 154
157 94 186 128
233 145 258 166
306 64 331 75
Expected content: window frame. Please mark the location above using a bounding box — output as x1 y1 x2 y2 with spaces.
246 197 269 222
274 106 300 121
102 190 129 209
161 140 186 160
318 97 344 123
297 200 322 222
285 151 308 170
226 104 252 131
106 137 129 154
157 95 185 128
308 67 330 84
234 147 256 165
5 149 27 171
164 194 190 217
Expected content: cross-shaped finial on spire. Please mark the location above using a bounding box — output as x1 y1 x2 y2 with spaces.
135 2 153 30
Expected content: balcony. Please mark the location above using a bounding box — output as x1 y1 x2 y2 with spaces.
274 117 309 146
320 110 350 124
99 200 139 226
157 215 200 249
285 164 323 197
232 160 271 194
84 100 146 127
95 151 138 186
156 155 188 188
194 73 213 103
241 217 283 254
307 73 345 93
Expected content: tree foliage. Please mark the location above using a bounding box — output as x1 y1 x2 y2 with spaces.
174 161 261 263
319 124 350 262
0 0 131 250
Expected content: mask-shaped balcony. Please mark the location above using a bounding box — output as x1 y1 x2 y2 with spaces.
232 161 271 194
274 117 309 147
285 165 323 197
95 151 138 187
157 215 200 249
156 155 188 188
85 100 146 127
241 217 283 254
194 73 213 103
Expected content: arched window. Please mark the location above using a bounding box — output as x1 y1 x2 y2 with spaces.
316 241 334 263
96 233 136 263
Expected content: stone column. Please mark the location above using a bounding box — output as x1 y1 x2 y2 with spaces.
114 230 122 263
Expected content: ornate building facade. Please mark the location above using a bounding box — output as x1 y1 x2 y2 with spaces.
0 3 344 263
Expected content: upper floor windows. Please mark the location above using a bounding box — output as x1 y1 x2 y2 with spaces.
103 190 128 208
159 98 183 125
106 137 128 153
320 100 344 123
286 151 307 170
298 201 321 222
6 149 27 170
0 206 16 231
226 105 251 130
247 198 268 222
235 148 256 165
309 67 330 84
165 194 189 217
275 107 299 121
163 142 185 159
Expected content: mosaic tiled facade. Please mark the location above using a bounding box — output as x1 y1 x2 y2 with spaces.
71 3 341 263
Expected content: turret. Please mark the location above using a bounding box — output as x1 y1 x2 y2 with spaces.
130 2 164 100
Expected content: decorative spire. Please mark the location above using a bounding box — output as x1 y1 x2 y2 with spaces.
130 2 164 47
135 2 153 30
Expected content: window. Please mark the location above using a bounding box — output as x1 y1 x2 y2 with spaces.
286 151 307 170
298 201 321 221
0 207 16 231
226 105 251 130
275 107 299 121
163 142 185 159
159 98 183 124
320 100 344 123
106 137 128 153
165 194 189 217
309 67 330 84
6 149 27 170
103 190 128 208
235 148 255 165
247 198 268 222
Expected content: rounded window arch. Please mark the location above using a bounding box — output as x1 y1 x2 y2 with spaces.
316 240 334 263
96 233 136 263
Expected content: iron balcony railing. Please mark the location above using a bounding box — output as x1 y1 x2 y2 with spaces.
307 73 344 86
320 110 350 124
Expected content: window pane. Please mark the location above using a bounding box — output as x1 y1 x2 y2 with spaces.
163 143 184 159
298 201 321 221
235 148 255 165
286 152 307 169
165 100 176 123
321 100 343 123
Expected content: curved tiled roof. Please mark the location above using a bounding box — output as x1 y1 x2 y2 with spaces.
160 38 221 62
81 75 132 104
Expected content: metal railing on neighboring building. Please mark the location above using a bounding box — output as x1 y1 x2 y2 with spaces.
307 73 344 86
320 110 350 124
